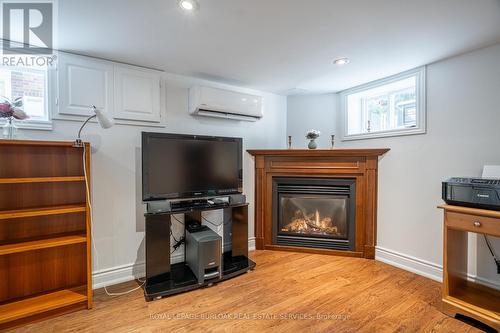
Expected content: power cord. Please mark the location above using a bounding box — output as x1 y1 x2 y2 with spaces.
170 214 185 254
172 237 185 254
484 235 500 274
83 145 145 296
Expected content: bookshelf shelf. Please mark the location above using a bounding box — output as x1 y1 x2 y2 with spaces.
0 176 85 184
0 204 87 220
0 287 88 324
0 234 87 255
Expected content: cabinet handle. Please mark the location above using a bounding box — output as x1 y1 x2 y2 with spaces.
473 221 481 227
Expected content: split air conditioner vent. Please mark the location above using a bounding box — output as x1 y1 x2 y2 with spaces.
189 86 263 121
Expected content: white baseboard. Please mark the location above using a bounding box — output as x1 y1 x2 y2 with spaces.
248 237 256 251
171 252 184 265
93 262 145 289
93 238 255 290
375 246 442 282
375 246 500 290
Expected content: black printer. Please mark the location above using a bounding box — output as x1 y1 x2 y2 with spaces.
442 177 500 211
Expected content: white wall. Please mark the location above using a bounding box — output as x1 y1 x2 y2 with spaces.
287 43 500 288
286 94 337 149
19 72 287 288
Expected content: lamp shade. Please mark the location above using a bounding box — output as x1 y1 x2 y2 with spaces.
94 108 114 129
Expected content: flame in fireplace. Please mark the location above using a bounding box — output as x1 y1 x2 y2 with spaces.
281 209 340 236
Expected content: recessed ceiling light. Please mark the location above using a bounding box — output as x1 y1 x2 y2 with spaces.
178 0 199 11
333 58 350 66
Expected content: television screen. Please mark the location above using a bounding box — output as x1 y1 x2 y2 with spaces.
142 132 242 201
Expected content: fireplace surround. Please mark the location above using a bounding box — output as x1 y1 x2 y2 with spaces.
248 149 389 259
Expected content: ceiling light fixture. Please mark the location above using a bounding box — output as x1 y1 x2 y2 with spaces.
333 58 350 66
178 0 199 11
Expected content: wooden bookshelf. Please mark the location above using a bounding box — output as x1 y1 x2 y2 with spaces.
0 140 92 329
438 205 500 331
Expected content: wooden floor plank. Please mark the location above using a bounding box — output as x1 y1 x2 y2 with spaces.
12 251 484 333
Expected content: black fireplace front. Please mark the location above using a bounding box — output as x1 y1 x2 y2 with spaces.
272 177 356 251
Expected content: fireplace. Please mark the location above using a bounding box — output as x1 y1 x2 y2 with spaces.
249 148 389 258
272 177 356 251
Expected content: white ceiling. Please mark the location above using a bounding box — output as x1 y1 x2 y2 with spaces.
57 0 500 94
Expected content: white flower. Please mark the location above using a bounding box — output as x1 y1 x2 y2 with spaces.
305 129 320 139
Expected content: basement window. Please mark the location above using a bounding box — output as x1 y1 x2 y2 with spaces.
340 67 426 141
0 64 52 130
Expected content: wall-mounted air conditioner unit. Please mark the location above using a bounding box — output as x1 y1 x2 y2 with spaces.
189 86 263 121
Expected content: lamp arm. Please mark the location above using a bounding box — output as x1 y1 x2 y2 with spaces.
77 114 97 140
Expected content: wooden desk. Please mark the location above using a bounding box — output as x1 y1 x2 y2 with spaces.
438 204 500 330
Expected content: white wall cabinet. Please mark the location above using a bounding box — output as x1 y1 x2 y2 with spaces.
113 65 162 123
54 52 164 126
57 53 114 118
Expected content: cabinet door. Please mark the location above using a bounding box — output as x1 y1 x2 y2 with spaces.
57 53 114 118
113 66 162 123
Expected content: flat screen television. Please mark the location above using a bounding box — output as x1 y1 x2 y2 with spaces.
142 132 243 201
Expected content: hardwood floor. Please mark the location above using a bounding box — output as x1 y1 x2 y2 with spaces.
12 251 485 333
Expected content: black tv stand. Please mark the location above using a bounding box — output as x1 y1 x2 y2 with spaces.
144 202 255 301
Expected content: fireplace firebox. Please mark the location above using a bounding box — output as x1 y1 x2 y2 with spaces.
272 177 356 251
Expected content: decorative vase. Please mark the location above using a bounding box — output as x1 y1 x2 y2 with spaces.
2 117 18 140
305 129 320 149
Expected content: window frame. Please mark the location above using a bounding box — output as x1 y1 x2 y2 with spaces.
340 66 426 141
0 40 54 131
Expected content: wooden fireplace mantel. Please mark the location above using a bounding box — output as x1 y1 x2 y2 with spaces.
247 148 390 157
248 148 390 259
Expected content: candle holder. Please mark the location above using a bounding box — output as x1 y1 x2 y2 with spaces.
331 135 335 148
288 136 292 149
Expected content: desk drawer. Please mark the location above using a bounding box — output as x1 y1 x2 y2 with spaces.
446 211 500 236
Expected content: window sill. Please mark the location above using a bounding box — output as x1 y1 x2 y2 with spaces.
0 120 53 131
342 127 426 141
